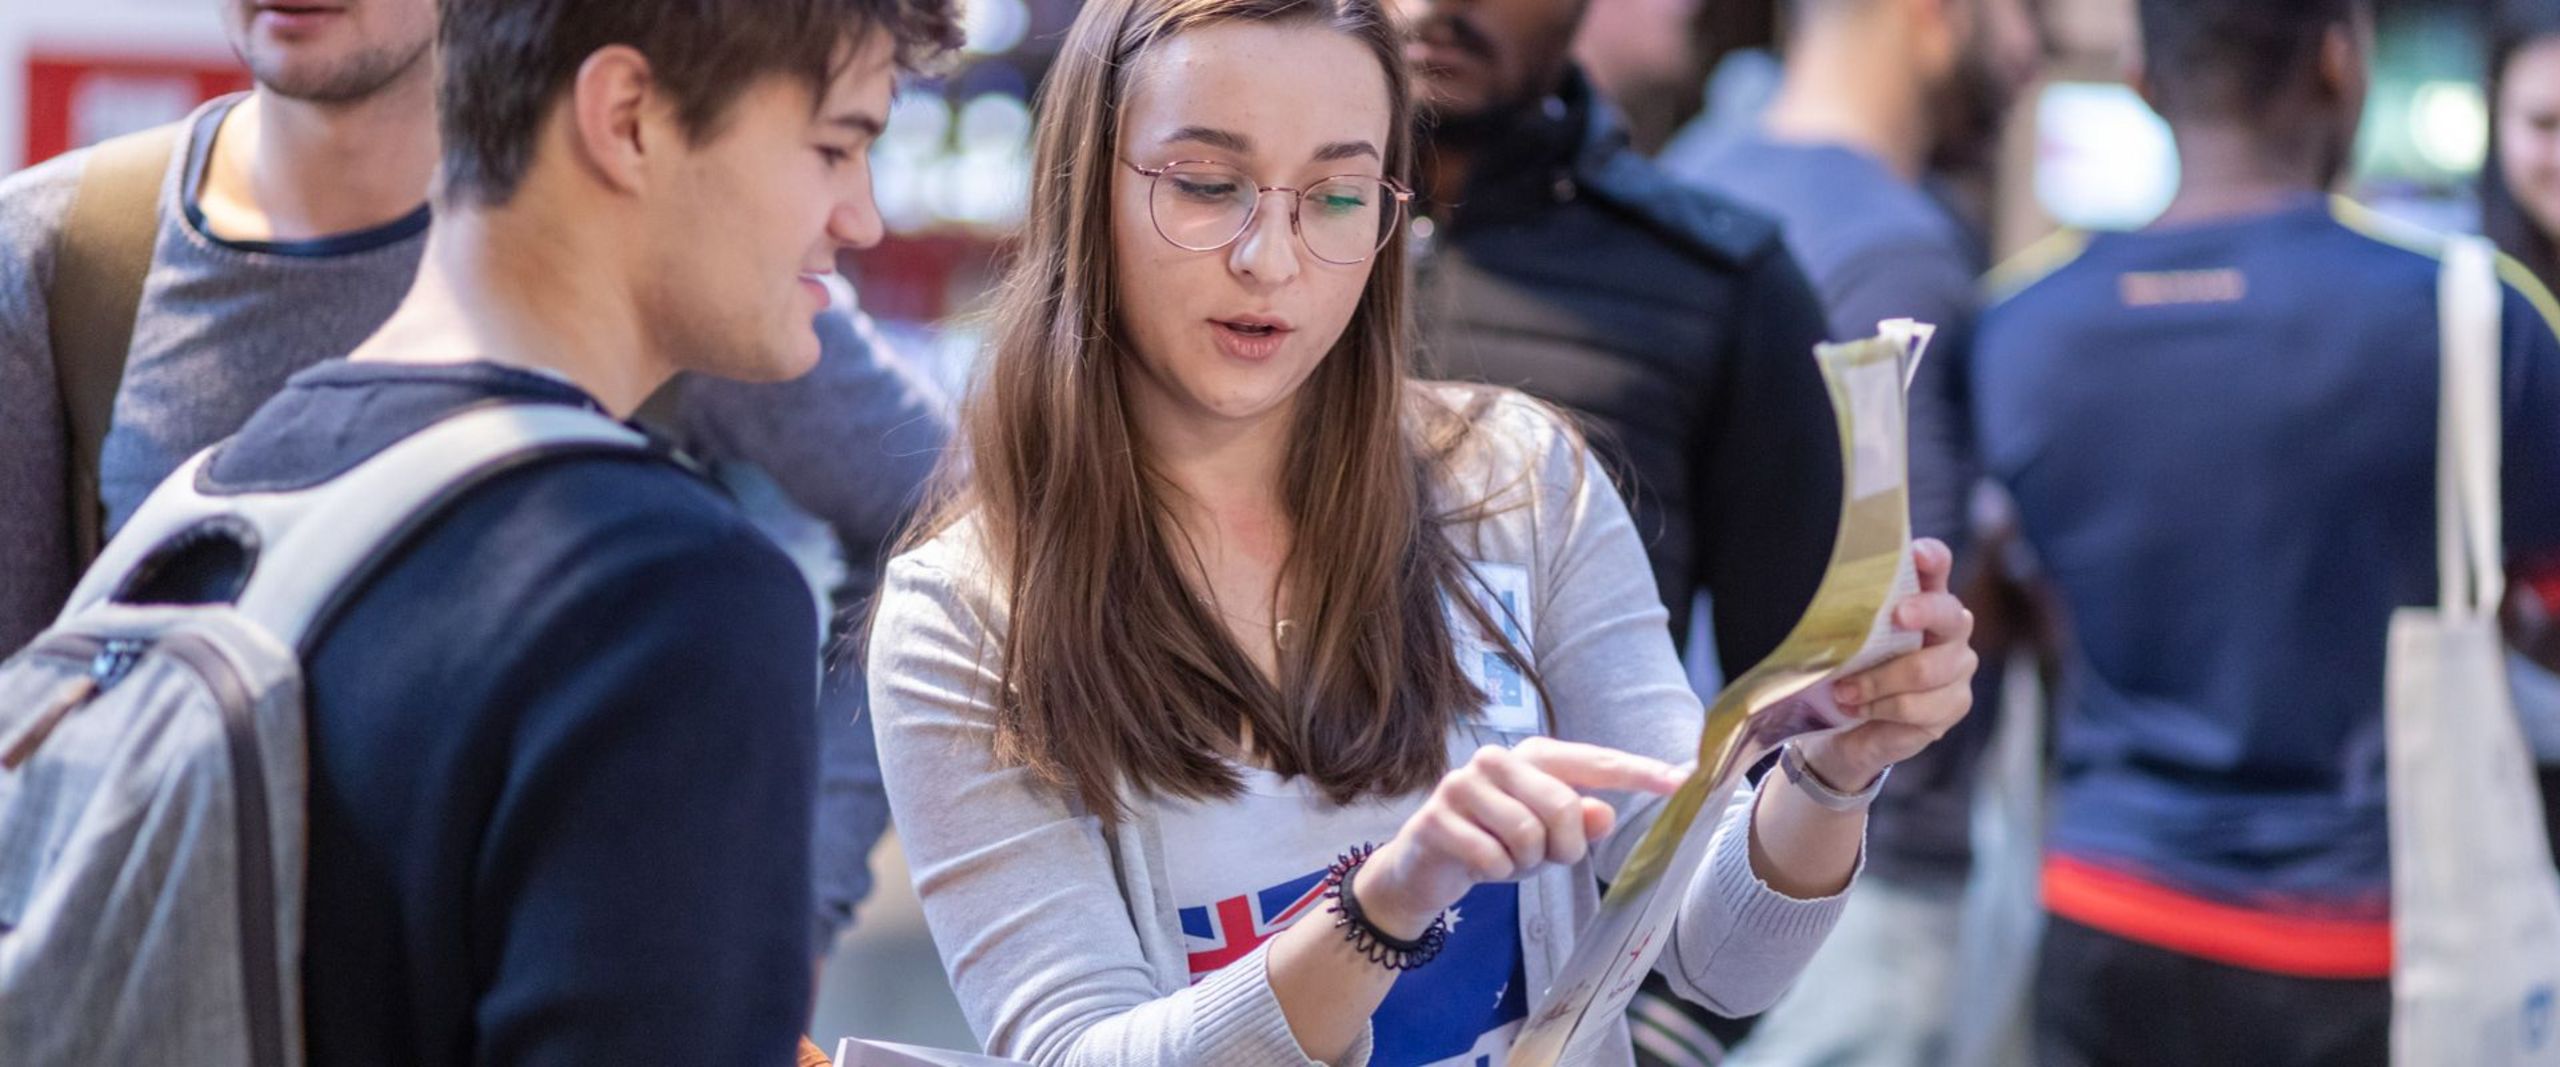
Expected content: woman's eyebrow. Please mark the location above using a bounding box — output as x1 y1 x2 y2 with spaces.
1163 125 1250 153
1312 140 1380 163
1155 128 1380 165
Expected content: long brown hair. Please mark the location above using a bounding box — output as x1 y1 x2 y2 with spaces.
905 0 1531 823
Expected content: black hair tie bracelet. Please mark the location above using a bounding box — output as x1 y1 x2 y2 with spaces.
1321 843 1450 972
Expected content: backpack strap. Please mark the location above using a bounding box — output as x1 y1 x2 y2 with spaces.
46 122 188 570
61 404 650 650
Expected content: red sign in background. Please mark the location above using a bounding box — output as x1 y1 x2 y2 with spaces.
20 52 1003 326
25 53 250 166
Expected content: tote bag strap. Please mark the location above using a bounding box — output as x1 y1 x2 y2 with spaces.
2437 235 2505 619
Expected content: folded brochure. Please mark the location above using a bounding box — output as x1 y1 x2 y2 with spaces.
1507 320 1933 1066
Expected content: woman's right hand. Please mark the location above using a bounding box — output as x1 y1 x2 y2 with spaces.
1350 737 1689 936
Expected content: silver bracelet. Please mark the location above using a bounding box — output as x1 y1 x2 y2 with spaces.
1778 743 1889 812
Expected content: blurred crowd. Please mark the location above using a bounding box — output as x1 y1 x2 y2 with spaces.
1 0 2556 1066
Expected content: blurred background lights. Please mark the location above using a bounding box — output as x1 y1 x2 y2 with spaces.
957 93 1032 153
2033 81 2180 231
882 94 952 154
960 0 1031 56
2410 80 2488 175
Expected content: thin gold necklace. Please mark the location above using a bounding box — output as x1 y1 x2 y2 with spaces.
1197 593 1296 648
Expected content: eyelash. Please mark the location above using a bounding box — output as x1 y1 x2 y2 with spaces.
818 146 854 167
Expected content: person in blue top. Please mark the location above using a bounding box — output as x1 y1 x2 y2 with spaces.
1971 0 2560 1063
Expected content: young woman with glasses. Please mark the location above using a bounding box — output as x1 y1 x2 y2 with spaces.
865 0 1979 1062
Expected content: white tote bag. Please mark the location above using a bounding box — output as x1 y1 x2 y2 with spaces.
2387 235 2560 1067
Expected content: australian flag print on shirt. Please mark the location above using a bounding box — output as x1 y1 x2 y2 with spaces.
1180 875 1529 1066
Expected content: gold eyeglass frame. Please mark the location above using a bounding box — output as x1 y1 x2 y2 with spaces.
1123 159 1414 266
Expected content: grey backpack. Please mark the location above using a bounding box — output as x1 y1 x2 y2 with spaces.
0 404 648 1066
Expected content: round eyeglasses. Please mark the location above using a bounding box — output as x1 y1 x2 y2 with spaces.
1125 159 1413 266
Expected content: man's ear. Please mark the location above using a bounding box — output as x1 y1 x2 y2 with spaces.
2124 45 2161 119
566 44 658 195
1905 0 1962 76
2316 19 2368 108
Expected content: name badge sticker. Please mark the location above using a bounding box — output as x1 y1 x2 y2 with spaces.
1453 561 1541 735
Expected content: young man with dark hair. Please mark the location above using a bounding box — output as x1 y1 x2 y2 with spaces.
63 1 959 1062
0 0 944 966
1973 1 2560 1063
1395 0 1850 1060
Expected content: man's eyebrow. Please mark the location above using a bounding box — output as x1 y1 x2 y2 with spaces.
825 112 887 137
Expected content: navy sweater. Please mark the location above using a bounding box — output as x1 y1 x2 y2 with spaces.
205 360 818 1065
1972 198 2560 950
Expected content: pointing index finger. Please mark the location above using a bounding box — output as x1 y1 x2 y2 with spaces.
1512 739 1688 795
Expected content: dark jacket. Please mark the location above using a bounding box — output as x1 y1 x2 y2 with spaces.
1413 69 1842 677
204 361 819 1066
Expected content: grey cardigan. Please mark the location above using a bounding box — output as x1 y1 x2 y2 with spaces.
867 388 1853 1066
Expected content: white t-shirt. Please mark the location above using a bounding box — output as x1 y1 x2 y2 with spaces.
1157 752 1530 1067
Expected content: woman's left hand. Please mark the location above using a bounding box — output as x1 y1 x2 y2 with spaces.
1795 537 1978 792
